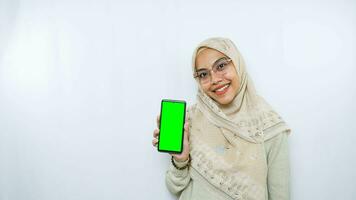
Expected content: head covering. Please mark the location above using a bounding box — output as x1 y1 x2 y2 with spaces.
187 37 291 199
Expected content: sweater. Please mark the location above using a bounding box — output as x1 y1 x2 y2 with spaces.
165 131 290 200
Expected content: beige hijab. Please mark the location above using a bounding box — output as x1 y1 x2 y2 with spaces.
187 37 291 200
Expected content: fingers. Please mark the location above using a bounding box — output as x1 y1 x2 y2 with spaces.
156 114 160 128
153 128 159 138
184 121 190 141
153 115 160 148
152 128 159 147
184 121 189 132
152 138 158 147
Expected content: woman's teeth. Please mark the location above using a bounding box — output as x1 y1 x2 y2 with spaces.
215 84 229 92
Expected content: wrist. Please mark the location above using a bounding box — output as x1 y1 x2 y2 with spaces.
173 156 189 163
171 155 191 170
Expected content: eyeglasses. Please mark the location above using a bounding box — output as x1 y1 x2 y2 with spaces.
194 57 232 84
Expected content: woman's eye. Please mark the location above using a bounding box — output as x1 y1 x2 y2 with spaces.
199 72 208 78
217 63 226 70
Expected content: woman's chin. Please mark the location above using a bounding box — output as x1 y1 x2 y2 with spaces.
217 98 233 105
211 93 234 105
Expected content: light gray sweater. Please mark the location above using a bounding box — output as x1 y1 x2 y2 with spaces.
165 132 290 200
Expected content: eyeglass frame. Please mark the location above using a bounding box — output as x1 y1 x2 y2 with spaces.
193 57 233 83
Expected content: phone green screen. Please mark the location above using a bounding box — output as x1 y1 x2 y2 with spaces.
158 99 186 154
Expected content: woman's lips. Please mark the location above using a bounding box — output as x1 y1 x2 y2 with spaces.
214 84 230 95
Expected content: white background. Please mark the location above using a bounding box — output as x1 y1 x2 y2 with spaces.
1 0 355 199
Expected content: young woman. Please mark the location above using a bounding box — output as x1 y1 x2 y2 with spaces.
152 37 291 200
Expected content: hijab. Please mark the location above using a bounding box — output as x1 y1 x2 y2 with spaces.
187 37 291 200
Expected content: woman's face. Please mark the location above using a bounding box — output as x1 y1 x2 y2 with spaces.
195 48 240 105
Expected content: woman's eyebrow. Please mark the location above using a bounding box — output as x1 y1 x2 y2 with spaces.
195 68 207 72
195 57 227 71
213 57 227 65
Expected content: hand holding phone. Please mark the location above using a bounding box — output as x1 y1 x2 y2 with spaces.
152 99 190 162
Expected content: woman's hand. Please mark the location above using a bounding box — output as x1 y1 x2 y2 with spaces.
152 114 190 162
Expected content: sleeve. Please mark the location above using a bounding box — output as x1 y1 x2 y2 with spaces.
165 157 192 196
265 131 290 200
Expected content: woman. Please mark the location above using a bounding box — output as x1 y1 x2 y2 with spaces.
152 37 291 200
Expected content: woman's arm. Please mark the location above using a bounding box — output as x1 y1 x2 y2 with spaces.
165 157 192 196
265 131 290 200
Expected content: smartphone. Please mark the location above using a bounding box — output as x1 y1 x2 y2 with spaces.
158 99 186 154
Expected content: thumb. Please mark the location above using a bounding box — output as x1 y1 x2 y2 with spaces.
184 123 190 141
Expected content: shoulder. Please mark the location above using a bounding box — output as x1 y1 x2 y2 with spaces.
264 130 290 157
265 130 289 145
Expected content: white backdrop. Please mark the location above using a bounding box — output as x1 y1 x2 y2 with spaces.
1 0 355 199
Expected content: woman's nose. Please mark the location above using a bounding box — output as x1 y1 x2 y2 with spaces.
210 71 223 84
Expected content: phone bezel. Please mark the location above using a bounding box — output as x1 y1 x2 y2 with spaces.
157 99 186 154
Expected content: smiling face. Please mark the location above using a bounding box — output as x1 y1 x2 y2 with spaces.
195 48 240 105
